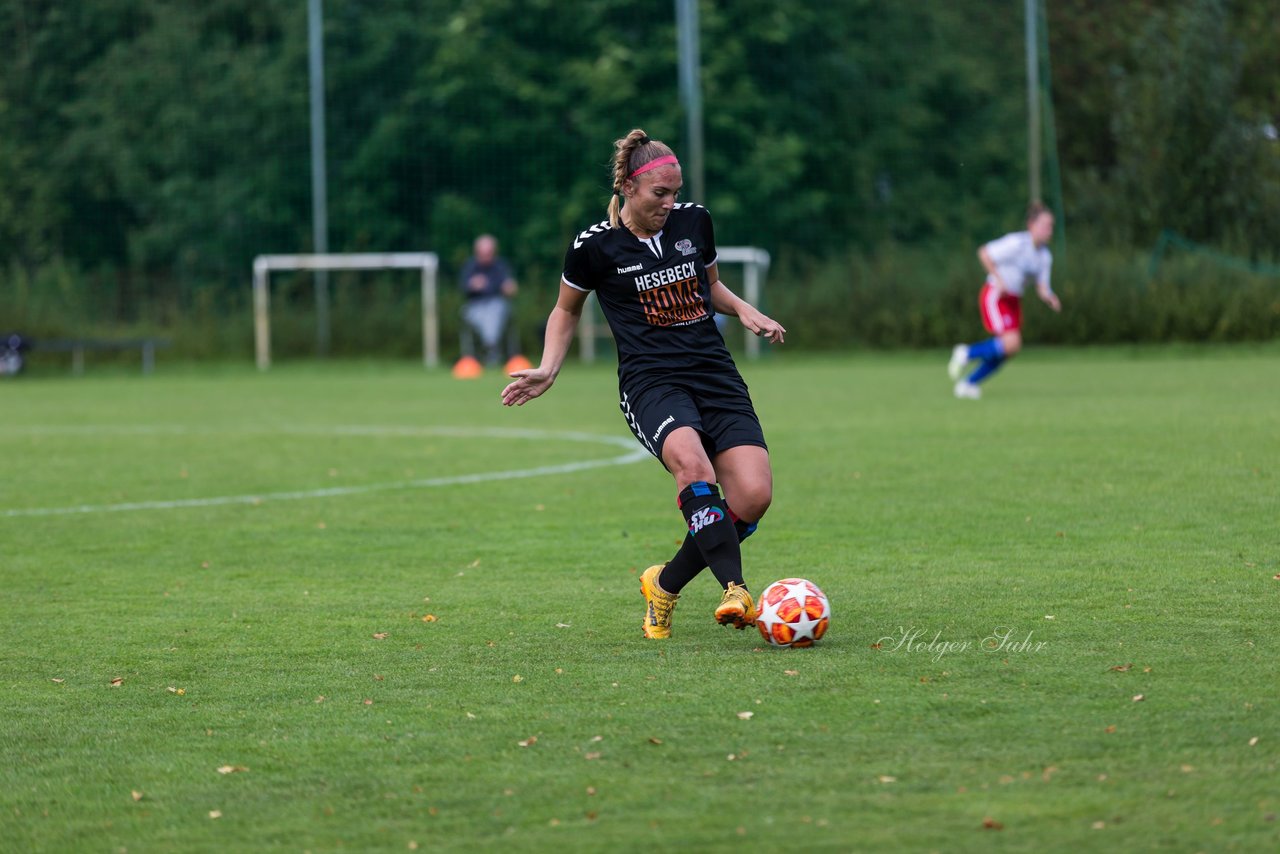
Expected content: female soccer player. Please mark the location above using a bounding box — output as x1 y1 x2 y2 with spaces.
948 203 1062 399
501 129 786 639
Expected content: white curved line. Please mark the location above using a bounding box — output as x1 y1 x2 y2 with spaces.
2 426 649 518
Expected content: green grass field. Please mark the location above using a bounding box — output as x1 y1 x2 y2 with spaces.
2 347 1277 852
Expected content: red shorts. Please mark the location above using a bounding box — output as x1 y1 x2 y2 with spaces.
979 283 1022 334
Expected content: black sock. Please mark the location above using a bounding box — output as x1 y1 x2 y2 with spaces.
674 481 743 590
659 506 760 594
658 534 704 594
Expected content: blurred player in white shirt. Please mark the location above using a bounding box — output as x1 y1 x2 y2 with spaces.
948 204 1062 398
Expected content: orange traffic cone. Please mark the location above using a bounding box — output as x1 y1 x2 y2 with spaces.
504 354 533 374
452 355 484 379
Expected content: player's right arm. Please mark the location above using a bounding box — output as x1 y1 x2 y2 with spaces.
977 244 1007 294
500 282 589 407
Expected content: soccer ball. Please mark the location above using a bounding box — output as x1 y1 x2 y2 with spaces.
756 578 830 648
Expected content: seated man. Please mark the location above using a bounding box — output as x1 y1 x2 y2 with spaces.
459 234 518 366
1 332 28 376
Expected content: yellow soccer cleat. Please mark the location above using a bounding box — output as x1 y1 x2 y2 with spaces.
714 582 757 630
640 565 680 639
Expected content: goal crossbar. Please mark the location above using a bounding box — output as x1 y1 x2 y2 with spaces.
252 252 440 369
578 245 771 362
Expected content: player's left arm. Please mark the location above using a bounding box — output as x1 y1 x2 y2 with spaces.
1037 254 1060 312
707 261 786 344
1037 281 1061 312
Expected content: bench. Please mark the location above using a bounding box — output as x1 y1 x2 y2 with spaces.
33 338 172 375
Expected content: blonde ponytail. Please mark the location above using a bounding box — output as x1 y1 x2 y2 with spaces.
607 129 676 228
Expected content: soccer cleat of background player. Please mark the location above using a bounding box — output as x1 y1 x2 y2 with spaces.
950 203 1062 398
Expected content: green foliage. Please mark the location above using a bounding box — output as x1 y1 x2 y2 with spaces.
1 1 1276 345
5 240 1276 362
1049 0 1280 250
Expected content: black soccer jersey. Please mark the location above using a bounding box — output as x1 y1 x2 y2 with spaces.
562 203 736 392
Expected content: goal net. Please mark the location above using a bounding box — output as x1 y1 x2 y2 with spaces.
252 253 440 369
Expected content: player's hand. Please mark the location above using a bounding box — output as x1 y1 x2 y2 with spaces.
737 306 786 344
501 366 555 406
1044 292 1062 313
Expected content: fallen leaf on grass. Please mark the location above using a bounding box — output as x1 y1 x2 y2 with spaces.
584 752 602 761
208 810 222 819
783 670 798 676
1104 725 1117 733
315 696 326 703
1181 764 1194 773
877 775 897 784
512 675 524 683
590 735 603 743
131 791 144 802
422 614 437 623
870 642 883 650
1108 663 1133 672
1132 694 1145 702
648 738 663 745
372 632 389 640
363 699 374 705
216 765 248 774
1091 820 1105 830
110 677 124 687
736 711 754 720
982 817 1003 830
517 737 537 748
51 678 64 684
1249 737 1259 746
1042 766 1059 781
166 686 186 695
555 623 572 629
586 787 597 796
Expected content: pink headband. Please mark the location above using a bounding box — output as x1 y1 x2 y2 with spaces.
629 155 680 178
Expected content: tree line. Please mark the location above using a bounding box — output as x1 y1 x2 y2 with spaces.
1 0 1276 329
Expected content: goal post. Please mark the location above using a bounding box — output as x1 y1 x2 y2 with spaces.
252 252 440 369
578 245 771 362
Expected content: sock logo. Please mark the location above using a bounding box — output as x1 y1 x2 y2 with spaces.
688 506 724 534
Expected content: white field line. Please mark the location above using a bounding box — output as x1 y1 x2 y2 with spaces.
2 425 649 518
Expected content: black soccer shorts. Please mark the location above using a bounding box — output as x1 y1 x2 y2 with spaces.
619 373 767 464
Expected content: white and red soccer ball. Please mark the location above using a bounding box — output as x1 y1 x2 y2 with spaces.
756 578 830 648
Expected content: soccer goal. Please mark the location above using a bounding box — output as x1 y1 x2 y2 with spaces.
252 253 440 370
578 245 771 362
